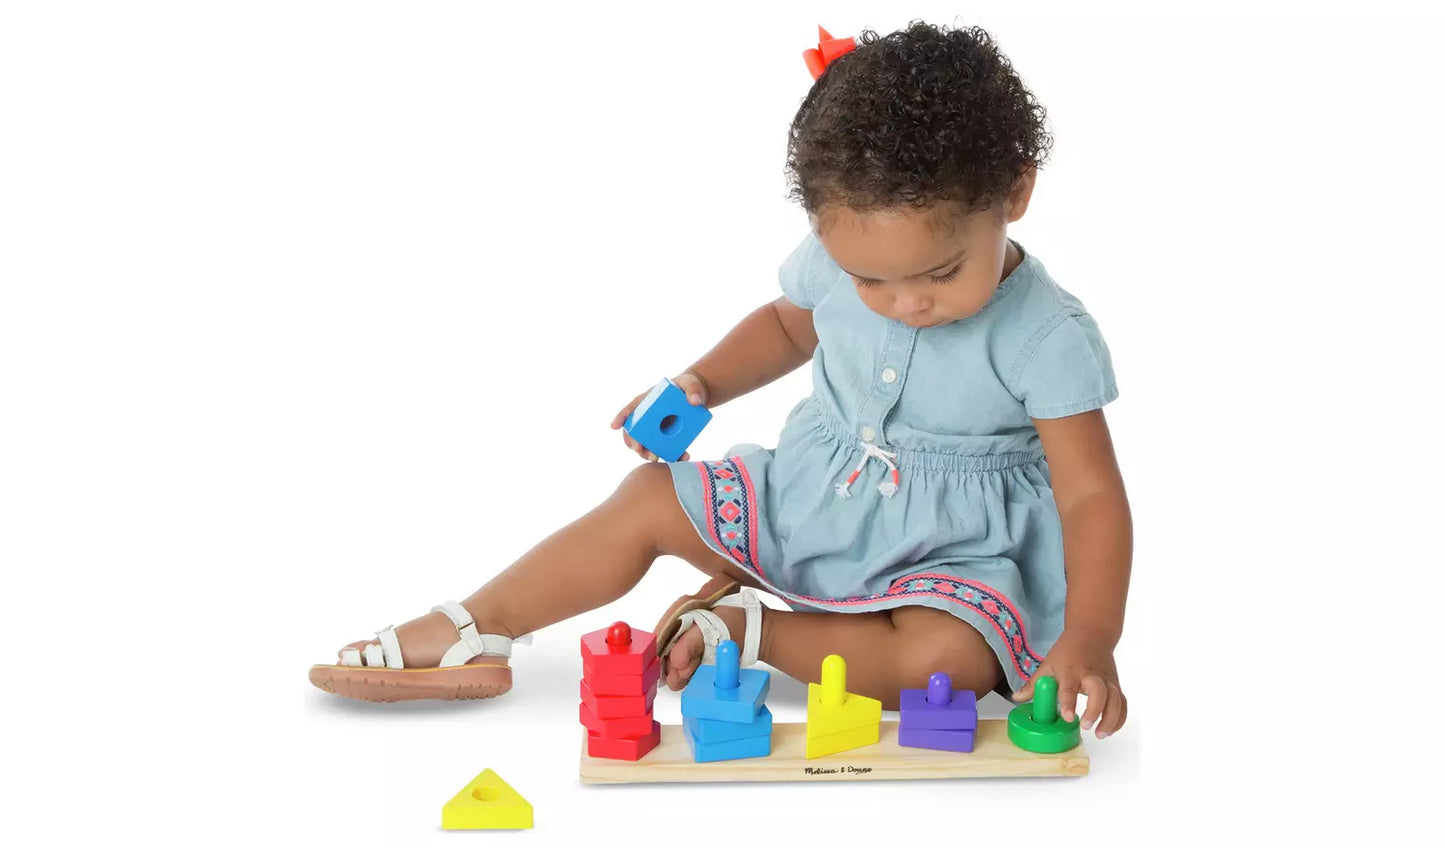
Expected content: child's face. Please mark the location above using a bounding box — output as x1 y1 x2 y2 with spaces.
813 170 1035 328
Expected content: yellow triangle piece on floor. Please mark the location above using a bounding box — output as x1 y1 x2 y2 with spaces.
441 768 533 830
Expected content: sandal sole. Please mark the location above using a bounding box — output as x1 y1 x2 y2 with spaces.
308 662 512 703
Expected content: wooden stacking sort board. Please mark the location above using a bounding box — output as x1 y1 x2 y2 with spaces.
580 719 1088 784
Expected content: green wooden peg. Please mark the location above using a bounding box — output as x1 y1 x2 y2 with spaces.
1008 675 1081 754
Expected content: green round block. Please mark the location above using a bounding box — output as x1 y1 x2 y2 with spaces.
1007 676 1081 754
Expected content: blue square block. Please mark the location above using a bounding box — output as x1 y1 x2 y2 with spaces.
684 722 772 763
899 675 977 731
622 378 712 462
684 706 773 744
680 664 770 724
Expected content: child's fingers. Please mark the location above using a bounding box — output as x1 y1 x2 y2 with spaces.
673 371 709 406
668 654 700 689
1078 674 1108 730
1012 667 1046 702
622 433 656 461
612 391 647 429
1095 683 1127 737
1056 675 1081 723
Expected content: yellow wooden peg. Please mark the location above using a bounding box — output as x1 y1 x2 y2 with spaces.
805 654 882 758
441 768 533 830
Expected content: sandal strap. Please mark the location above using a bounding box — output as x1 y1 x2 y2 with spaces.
660 588 765 667
713 589 763 667
375 626 406 668
430 601 532 668
336 604 535 670
674 609 730 666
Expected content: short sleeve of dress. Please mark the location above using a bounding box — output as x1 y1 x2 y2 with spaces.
1014 312 1119 418
778 231 830 310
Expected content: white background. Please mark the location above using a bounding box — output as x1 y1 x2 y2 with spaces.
2 1 1439 844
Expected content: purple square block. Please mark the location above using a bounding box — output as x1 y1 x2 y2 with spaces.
899 686 977 731
898 726 975 753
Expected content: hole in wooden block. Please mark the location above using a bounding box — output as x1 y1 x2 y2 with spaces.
660 414 680 435
471 787 500 803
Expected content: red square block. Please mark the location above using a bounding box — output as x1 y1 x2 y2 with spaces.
586 720 661 761
580 679 658 719
583 654 661 696
579 702 655 739
580 621 657 677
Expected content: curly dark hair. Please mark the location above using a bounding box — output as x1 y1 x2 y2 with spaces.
785 20 1053 223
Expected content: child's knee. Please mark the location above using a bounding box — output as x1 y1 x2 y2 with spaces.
615 462 673 502
892 608 1003 697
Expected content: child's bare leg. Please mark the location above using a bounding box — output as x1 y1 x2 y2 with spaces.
678 603 1003 711
334 463 756 666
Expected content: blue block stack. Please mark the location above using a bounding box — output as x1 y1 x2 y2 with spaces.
680 640 772 762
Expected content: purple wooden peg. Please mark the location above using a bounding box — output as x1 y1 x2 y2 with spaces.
927 672 952 706
899 673 978 731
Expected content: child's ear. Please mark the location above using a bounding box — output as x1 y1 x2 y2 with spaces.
1005 166 1038 222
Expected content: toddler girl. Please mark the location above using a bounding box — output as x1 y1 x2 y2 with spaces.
310 21 1131 737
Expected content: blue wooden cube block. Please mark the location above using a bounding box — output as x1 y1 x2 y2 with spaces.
680 640 769 724
622 378 712 462
684 722 772 763
684 706 774 744
899 672 977 731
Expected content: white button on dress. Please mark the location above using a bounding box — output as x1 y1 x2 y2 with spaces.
881 367 898 384
860 426 876 442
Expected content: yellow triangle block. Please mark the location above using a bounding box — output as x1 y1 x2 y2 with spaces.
441 768 533 830
805 721 881 759
806 655 882 739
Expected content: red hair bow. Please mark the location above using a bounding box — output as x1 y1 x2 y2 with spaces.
803 25 856 80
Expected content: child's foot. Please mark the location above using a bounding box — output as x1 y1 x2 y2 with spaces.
309 602 524 703
332 608 515 668
662 603 749 690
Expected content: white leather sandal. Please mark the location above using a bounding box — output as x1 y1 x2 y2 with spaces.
657 586 765 674
309 601 532 703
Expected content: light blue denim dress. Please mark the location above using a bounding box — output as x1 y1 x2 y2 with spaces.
668 231 1117 692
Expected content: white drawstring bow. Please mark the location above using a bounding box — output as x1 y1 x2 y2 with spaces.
834 441 901 499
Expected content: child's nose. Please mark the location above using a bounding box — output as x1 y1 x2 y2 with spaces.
894 291 931 315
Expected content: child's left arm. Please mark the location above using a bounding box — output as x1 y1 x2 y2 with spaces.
1018 408 1132 737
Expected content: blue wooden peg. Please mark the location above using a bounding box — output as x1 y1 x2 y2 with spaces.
715 640 740 690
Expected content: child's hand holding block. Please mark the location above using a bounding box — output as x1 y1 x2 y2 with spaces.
622 378 712 462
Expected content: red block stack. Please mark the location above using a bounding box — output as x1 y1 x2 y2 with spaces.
579 621 661 761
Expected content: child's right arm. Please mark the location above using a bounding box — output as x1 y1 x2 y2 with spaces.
611 297 817 461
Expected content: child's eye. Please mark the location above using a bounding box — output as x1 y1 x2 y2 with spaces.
929 265 962 284
853 263 962 287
